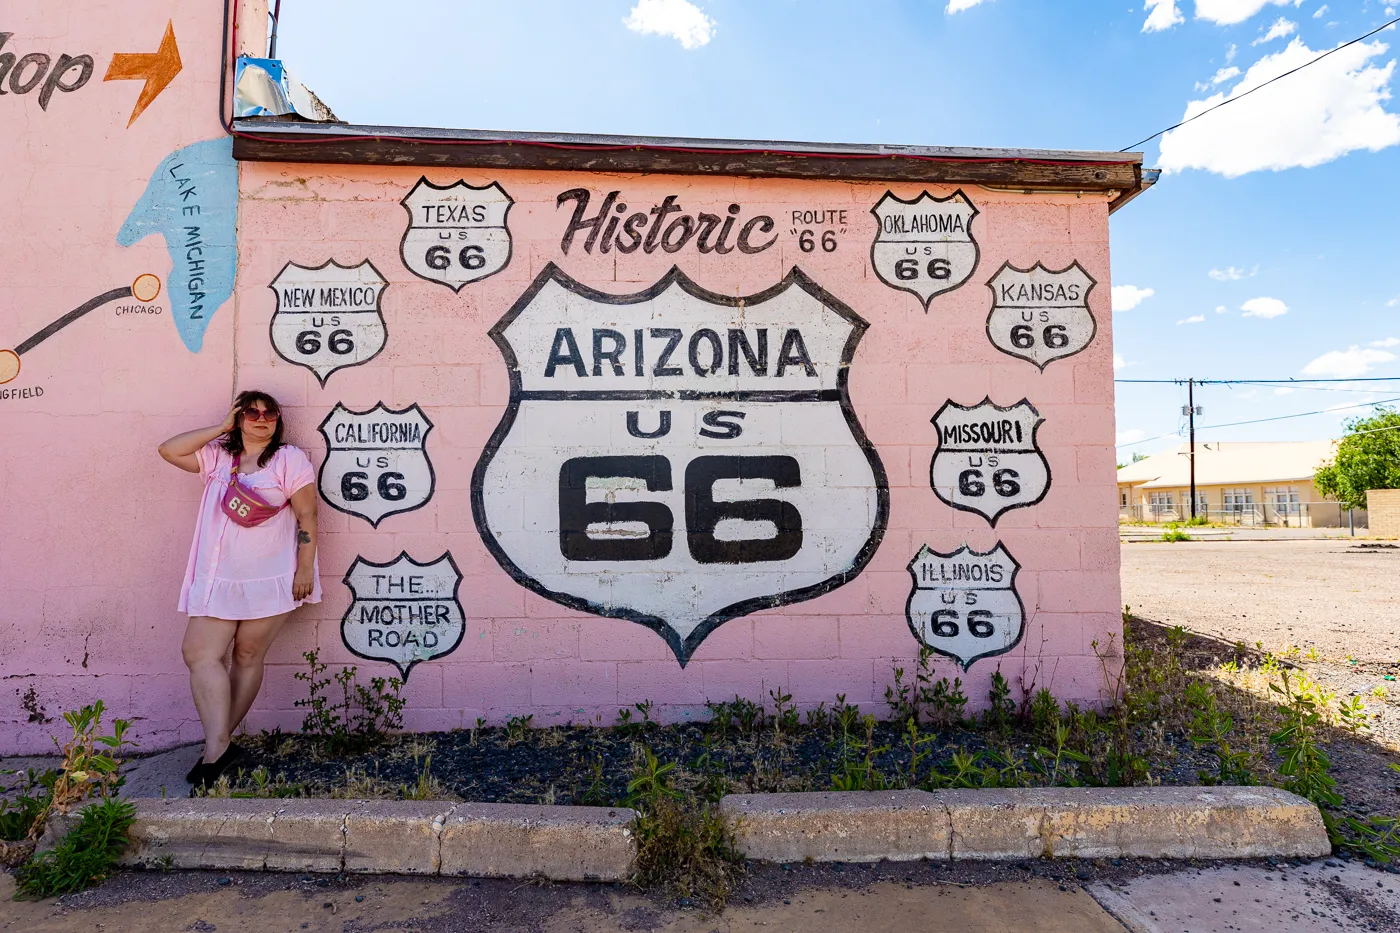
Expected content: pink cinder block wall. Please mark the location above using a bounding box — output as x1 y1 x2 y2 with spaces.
1 4 1122 755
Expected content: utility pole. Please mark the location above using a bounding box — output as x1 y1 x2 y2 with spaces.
1188 378 1197 520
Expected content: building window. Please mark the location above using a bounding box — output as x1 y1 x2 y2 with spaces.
1223 488 1254 512
1120 490 1129 507
1265 487 1300 515
1149 492 1174 514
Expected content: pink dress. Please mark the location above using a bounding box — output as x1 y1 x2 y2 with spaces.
178 442 322 620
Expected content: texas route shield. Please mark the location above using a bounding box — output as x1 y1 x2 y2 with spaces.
472 263 889 664
985 261 1097 369
318 403 435 527
931 398 1050 526
268 259 387 386
870 190 979 310
400 178 513 291
906 543 1025 671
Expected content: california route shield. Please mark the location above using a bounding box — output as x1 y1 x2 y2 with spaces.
906 543 1025 671
931 398 1050 526
472 263 889 664
870 190 979 310
985 261 1097 369
268 259 387 386
341 551 465 679
400 177 513 291
318 403 435 527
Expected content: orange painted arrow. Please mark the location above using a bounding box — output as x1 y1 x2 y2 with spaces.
104 21 182 127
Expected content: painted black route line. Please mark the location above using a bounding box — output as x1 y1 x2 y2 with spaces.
15 287 133 356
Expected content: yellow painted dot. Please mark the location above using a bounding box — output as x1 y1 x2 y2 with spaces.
132 273 162 303
0 349 20 385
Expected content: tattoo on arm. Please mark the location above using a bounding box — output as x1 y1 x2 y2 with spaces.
298 529 312 545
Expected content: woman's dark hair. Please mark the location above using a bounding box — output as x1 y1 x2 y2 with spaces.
222 390 284 468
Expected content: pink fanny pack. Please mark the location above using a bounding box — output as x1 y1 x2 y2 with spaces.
220 454 286 528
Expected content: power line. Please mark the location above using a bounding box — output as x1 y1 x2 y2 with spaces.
1194 396 1400 431
1121 15 1400 152
1116 376 1400 385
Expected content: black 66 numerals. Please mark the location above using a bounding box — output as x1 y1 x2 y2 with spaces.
559 455 802 564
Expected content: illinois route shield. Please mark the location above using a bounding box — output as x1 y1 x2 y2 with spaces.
400 177 513 291
985 261 1097 369
268 259 387 386
931 398 1050 526
318 403 435 527
472 263 889 664
906 543 1025 671
870 190 979 310
341 551 464 679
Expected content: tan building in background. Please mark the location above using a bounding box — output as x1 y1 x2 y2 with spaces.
1116 441 1362 528
1367 489 1400 538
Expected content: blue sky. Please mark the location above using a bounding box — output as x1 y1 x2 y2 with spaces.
272 0 1400 458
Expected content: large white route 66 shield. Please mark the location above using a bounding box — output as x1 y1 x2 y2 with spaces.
986 261 1098 369
400 177 513 291
269 260 388 386
342 551 465 680
870 190 979 310
318 403 436 527
906 543 1025 671
472 263 889 664
931 398 1050 526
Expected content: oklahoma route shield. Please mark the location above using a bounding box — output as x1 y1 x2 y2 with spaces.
400 177 513 291
472 264 889 664
870 190 979 310
931 398 1050 526
906 543 1025 671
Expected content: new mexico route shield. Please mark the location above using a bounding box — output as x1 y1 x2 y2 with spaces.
400 177 513 291
318 403 435 527
341 551 464 679
985 261 1097 369
906 543 1025 671
269 259 387 386
472 263 889 664
931 398 1050 526
870 190 979 310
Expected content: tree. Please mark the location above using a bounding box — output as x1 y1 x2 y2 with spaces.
1313 407 1400 510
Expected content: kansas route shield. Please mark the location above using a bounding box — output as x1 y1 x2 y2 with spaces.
906 543 1025 671
931 398 1050 526
986 261 1097 369
342 551 464 679
472 263 889 664
400 177 513 291
269 259 387 386
870 190 979 310
318 403 435 527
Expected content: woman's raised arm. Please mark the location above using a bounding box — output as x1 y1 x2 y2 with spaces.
159 405 238 473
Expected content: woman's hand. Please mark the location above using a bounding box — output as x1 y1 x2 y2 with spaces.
219 403 240 434
292 565 316 601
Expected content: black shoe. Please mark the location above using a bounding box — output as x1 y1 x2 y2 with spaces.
206 743 249 782
185 757 204 783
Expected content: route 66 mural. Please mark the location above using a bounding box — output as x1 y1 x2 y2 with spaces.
472 264 889 664
985 261 1097 369
870 190 979 310
341 551 464 679
906 543 1025 670
930 398 1050 526
318 403 435 527
400 178 513 291
269 260 388 385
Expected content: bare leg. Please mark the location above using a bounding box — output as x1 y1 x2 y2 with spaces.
228 612 293 738
182 617 238 764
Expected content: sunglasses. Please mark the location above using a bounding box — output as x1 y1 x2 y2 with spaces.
241 408 280 422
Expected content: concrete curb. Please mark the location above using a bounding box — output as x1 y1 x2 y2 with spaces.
721 786 1331 863
120 798 638 881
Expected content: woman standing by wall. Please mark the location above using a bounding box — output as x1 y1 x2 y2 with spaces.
158 391 320 787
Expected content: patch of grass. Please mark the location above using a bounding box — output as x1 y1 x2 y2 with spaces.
1160 523 1192 542
14 798 136 899
294 650 404 756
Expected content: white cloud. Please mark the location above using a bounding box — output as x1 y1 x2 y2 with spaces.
1177 314 1207 325
947 0 992 12
1117 428 1147 445
1211 66 1242 84
1112 284 1156 311
1215 305 1229 313
624 0 715 50
1388 297 1399 308
1226 43 1238 63
1113 352 1128 371
1241 296 1289 318
1194 0 1296 26
1158 38 1400 177
1253 17 1297 45
1208 265 1255 280
1370 337 1400 348
1143 0 1185 32
1302 346 1397 377
1314 5 1328 17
